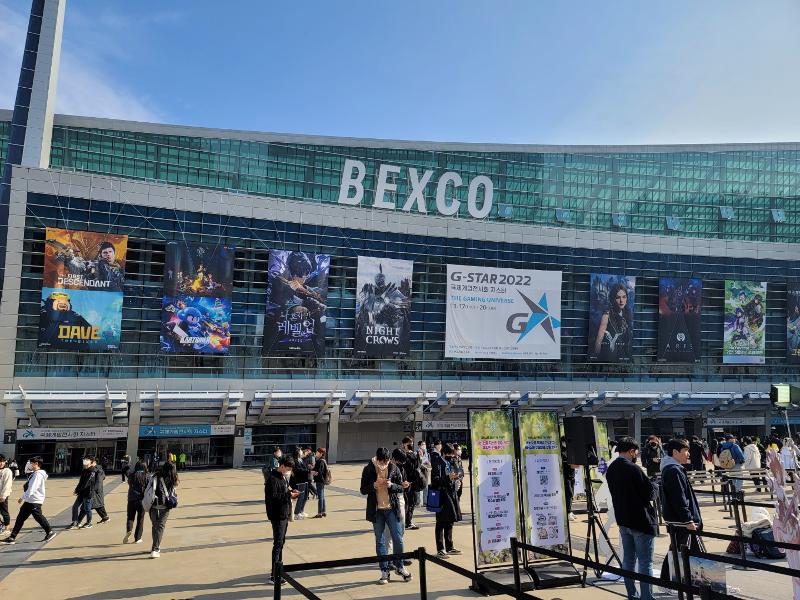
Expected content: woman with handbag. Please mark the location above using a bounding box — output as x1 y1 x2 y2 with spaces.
430 443 462 559
147 461 179 558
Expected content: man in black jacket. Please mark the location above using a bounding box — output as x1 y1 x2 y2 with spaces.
606 438 657 600
360 447 412 585
265 457 300 585
67 455 95 530
401 436 422 530
660 438 704 583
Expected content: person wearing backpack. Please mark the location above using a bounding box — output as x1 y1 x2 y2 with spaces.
719 434 745 491
146 461 179 558
124 461 149 545
311 447 330 518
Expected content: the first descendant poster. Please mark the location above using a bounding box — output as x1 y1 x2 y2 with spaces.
446 265 561 360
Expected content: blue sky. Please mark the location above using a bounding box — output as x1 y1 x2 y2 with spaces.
2 0 800 144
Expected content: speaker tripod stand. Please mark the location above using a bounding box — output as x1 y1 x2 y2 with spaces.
580 464 621 585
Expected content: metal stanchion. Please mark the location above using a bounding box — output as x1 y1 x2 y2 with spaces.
417 547 427 600
511 537 522 597
680 545 694 600
667 526 686 600
738 489 748 523
731 491 748 570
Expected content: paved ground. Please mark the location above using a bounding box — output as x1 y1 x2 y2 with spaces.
0 464 793 599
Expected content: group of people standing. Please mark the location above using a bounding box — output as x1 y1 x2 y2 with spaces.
267 446 331 521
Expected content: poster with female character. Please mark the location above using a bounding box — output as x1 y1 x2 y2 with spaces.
262 250 329 355
723 280 766 364
788 282 800 363
657 277 702 363
588 274 635 362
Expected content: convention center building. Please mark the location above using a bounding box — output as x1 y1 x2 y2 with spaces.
1 0 799 472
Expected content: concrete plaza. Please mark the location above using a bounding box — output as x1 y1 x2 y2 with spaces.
0 464 793 599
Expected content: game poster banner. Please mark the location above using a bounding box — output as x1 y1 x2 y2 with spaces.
164 243 234 297
263 250 330 355
38 288 123 351
160 296 232 354
588 274 635 363
44 227 127 292
469 409 519 567
518 411 567 551
788 282 800 363
354 256 413 358
657 277 702 363
723 280 766 365
446 265 562 360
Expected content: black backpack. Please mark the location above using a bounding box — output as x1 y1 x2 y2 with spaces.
749 527 785 559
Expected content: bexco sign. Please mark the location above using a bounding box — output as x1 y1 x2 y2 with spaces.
338 159 494 219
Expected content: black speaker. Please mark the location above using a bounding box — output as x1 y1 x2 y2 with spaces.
563 416 599 466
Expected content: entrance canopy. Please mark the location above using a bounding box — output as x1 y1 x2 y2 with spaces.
139 390 243 424
3 388 128 426
424 391 522 422
340 391 437 423
248 390 345 424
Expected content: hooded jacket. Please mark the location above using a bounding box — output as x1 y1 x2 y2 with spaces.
21 469 47 504
660 456 702 528
0 466 11 499
359 458 404 523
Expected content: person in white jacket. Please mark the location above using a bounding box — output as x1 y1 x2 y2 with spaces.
1 456 55 544
0 455 12 535
742 437 763 492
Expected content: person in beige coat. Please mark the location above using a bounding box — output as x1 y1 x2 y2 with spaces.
0 455 12 536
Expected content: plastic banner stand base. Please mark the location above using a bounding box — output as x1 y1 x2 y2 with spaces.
528 562 583 589
471 567 535 596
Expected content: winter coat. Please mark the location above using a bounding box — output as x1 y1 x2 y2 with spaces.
90 465 106 507
74 467 96 499
127 471 149 503
359 459 404 523
0 467 11 499
265 468 295 521
689 440 706 471
312 458 329 484
743 444 761 471
606 456 658 536
660 457 702 528
291 457 310 485
430 452 462 525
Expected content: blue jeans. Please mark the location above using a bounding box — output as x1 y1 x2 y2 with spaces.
619 525 655 600
71 497 92 524
317 483 326 514
373 508 404 573
294 485 309 515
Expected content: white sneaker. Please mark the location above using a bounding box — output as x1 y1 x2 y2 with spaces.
396 567 412 582
568 512 577 521
378 571 390 585
294 514 305 520
134 539 143 544
300 513 309 518
123 532 131 544
150 550 160 558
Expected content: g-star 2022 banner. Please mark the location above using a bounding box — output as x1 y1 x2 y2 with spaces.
446 265 561 360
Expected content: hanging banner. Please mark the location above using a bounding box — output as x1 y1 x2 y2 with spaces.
39 228 127 351
723 280 766 364
160 243 234 354
263 250 329 355
446 265 561 360
657 277 702 363
518 411 567 549
588 274 635 362
469 409 520 566
354 256 413 358
788 282 800 363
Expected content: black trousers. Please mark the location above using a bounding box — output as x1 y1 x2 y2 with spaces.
404 489 416 527
662 529 704 582
435 515 454 552
126 499 145 541
10 502 51 537
564 476 575 513
0 497 10 527
270 518 289 575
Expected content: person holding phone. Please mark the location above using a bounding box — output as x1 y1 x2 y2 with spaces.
266 457 301 586
430 443 462 559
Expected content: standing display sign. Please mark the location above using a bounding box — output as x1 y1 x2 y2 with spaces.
469 409 519 566
588 274 635 363
39 227 127 351
354 256 413 358
263 250 330 355
160 242 234 354
446 265 561 360
657 277 702 363
723 280 766 364
518 411 567 549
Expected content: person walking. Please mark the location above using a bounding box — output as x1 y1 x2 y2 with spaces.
430 443 462 559
561 436 577 521
291 447 310 519
123 461 149 544
311 447 329 518
1 456 56 544
67 455 96 530
606 438 657 600
718 434 746 492
79 456 110 525
401 436 422 530
265 456 300 585
660 438 705 583
360 447 412 585
178 452 187 471
0 455 12 537
146 460 179 558
120 455 131 482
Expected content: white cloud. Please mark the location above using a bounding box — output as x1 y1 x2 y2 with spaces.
0 1 162 123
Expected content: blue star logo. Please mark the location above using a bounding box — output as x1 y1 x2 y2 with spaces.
516 291 561 342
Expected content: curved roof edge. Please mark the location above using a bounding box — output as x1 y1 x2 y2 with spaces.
3 108 800 154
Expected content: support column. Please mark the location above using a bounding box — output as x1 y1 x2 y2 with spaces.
232 402 247 468
413 408 424 444
126 394 141 461
327 406 339 464
632 411 642 445
764 408 773 440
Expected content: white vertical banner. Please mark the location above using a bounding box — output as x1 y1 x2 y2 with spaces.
446 265 561 359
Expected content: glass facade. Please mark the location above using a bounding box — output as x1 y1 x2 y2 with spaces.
14 192 799 384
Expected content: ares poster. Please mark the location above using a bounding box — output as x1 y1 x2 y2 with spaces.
44 227 127 292
445 265 562 360
588 274 635 363
38 288 123 350
160 243 234 354
354 256 413 358
657 277 702 363
723 280 766 364
789 282 800 363
263 250 329 355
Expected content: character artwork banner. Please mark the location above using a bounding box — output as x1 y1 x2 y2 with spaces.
354 256 413 358
44 227 127 292
657 277 702 363
723 280 766 364
588 274 635 363
38 287 123 351
164 243 234 297
262 250 329 355
788 282 800 364
160 296 232 354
